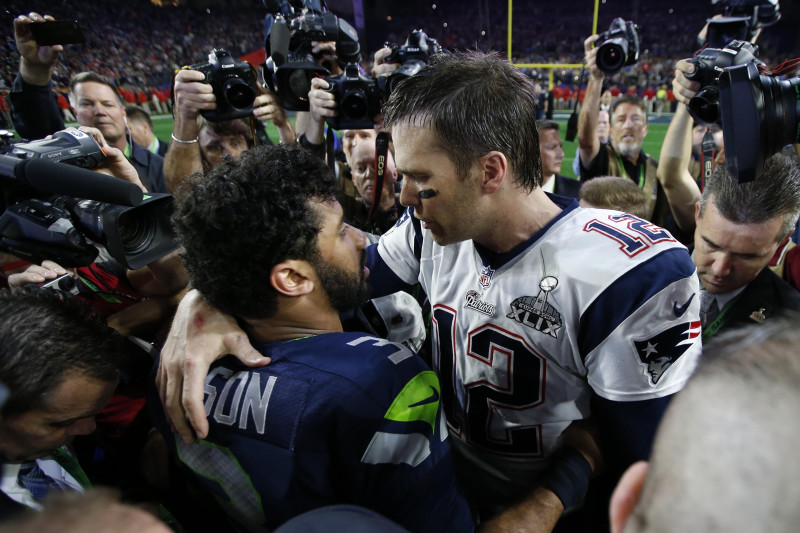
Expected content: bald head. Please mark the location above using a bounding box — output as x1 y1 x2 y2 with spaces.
614 315 800 533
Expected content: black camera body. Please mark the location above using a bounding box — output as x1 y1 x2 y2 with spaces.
191 48 259 122
0 131 178 269
384 30 442 96
596 18 640 75
685 40 762 125
7 129 106 168
264 1 361 111
705 0 781 47
324 63 383 130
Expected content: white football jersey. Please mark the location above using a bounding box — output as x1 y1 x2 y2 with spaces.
375 197 701 508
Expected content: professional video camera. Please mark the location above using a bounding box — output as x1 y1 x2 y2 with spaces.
384 29 442 96
719 61 799 183
263 0 361 111
189 48 260 122
685 40 762 126
0 129 177 269
323 63 383 130
595 18 640 75
704 0 781 48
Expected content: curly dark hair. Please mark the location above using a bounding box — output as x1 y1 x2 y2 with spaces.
172 144 340 319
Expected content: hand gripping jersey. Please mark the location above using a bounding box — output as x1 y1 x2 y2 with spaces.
168 333 473 533
373 195 701 512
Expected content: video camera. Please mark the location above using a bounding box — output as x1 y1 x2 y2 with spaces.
719 61 799 183
595 18 640 75
704 0 781 48
685 40 762 125
189 48 260 122
0 129 177 269
263 0 361 111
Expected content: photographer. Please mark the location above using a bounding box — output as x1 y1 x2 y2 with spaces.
9 13 168 194
6 124 187 338
164 67 295 194
655 59 718 237
577 32 671 228
4 126 188 521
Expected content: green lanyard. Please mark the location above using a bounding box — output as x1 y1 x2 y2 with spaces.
701 293 743 342
615 150 645 188
123 142 131 159
50 447 91 488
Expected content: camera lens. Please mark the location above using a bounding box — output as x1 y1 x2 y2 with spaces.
597 41 627 75
117 210 155 254
720 62 800 182
688 87 721 126
223 78 256 109
341 90 368 120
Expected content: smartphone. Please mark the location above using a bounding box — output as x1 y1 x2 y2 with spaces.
29 20 85 46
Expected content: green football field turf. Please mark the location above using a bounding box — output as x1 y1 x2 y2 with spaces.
151 112 671 181
29 111 673 182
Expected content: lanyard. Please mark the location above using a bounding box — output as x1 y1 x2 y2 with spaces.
50 447 91 488
701 293 743 342
614 150 645 188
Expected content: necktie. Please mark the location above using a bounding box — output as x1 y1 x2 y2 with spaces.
700 290 720 327
16 462 69 502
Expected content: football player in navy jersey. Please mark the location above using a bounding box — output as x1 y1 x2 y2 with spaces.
157 143 473 533
158 51 701 532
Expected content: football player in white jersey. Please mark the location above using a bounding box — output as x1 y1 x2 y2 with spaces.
157 51 701 532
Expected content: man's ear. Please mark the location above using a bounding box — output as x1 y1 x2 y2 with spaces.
609 461 649 533
694 200 702 222
479 151 508 195
270 260 315 297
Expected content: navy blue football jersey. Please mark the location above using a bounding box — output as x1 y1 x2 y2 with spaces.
161 332 473 533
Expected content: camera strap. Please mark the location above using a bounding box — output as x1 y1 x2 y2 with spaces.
367 132 390 225
701 128 716 191
326 127 336 174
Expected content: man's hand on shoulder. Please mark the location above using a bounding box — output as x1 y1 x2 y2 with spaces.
156 289 269 443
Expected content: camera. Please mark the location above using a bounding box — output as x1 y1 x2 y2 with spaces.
384 29 442 96
324 63 383 130
719 61 799 183
705 0 781 48
685 40 762 126
595 18 640 75
0 130 178 269
29 273 80 296
263 0 361 111
5 129 106 168
190 48 260 122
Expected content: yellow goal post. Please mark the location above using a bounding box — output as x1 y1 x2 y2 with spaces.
507 0 601 88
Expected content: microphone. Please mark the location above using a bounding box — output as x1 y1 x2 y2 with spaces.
3 156 144 206
269 19 291 66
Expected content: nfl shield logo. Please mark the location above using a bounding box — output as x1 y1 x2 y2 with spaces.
479 265 495 288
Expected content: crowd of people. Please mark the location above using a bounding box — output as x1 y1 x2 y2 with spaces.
1 2 800 533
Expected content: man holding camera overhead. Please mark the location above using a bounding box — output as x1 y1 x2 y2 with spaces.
10 13 168 195
578 30 671 228
164 59 296 194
